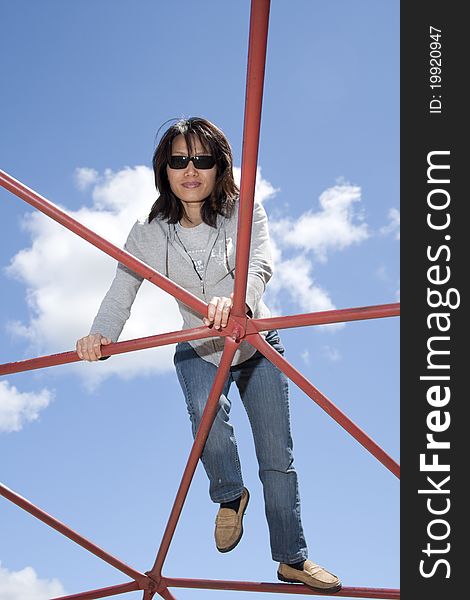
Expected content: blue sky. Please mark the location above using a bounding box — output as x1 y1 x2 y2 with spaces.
0 1 399 599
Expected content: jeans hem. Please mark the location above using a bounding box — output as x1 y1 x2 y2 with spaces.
212 487 245 504
273 551 308 564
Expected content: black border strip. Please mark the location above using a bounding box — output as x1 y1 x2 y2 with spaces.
401 2 464 598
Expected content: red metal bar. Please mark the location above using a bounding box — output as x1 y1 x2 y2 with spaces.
0 326 220 376
0 301 398 379
162 577 400 598
0 303 399 377
0 169 207 317
252 303 400 333
232 0 271 316
147 337 238 580
51 581 141 600
247 333 400 479
0 483 148 588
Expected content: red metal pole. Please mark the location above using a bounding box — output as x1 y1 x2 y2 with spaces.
252 303 400 333
0 169 207 317
0 326 220 376
0 483 149 588
147 337 238 580
162 577 400 598
0 304 399 377
232 0 271 316
248 333 400 479
51 581 141 600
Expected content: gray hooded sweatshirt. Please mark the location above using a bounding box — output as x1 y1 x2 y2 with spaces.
90 198 273 366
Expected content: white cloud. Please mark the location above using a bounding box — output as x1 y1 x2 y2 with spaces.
265 183 370 326
0 381 53 433
74 167 99 191
380 207 400 240
270 183 369 262
267 254 335 314
233 166 280 204
0 563 65 600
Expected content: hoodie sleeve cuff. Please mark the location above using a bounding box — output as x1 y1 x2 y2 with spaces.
246 273 264 316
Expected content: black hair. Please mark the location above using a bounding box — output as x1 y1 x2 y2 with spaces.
149 117 239 227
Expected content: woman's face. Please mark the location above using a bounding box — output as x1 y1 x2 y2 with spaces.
166 134 217 206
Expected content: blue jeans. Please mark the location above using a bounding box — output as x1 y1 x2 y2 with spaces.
173 330 308 563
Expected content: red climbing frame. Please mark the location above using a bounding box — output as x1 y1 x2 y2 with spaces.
0 1 400 598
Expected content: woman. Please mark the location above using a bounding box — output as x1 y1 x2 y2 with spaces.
76 117 341 592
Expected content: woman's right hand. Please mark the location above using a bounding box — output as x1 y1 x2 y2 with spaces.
76 333 112 361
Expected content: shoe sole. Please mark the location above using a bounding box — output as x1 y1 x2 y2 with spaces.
277 572 342 593
216 489 250 553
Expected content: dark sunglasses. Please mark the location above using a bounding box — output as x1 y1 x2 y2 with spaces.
168 154 216 170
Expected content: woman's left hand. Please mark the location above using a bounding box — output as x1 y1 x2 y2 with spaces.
204 293 233 330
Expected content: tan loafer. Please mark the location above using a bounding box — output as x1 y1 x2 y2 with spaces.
214 488 250 553
278 559 342 592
